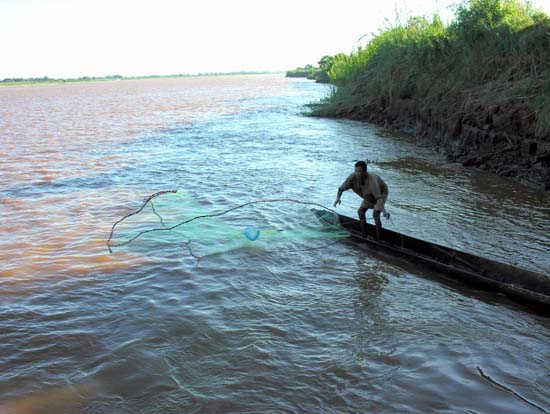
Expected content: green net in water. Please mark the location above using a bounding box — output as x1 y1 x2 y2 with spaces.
107 190 349 259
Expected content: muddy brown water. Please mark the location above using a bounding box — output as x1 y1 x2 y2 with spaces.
1 75 549 413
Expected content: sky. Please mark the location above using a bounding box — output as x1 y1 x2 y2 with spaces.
1 0 549 79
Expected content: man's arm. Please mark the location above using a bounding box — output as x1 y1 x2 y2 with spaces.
371 176 388 215
334 188 344 207
334 175 352 207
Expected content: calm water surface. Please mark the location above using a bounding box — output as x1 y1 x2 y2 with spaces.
1 75 549 413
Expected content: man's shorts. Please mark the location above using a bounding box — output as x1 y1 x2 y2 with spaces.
360 195 387 212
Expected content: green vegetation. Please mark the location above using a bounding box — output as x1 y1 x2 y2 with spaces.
286 64 317 79
0 71 278 87
311 0 550 137
286 55 346 83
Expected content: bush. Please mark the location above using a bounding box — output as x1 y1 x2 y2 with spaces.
315 0 550 135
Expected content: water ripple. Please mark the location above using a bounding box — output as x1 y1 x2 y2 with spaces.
0 75 549 414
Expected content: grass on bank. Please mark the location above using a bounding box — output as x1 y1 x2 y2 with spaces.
311 0 550 137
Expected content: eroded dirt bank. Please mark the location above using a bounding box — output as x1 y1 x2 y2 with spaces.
339 91 550 189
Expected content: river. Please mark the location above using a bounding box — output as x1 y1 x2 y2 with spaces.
1 75 549 413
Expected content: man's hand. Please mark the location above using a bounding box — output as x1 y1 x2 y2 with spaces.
333 199 341 208
383 211 390 220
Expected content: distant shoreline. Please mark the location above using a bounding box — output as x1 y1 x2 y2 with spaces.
0 71 284 87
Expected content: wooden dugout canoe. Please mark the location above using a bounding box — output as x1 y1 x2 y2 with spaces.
314 210 550 314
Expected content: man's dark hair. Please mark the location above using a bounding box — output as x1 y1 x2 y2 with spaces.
354 160 367 172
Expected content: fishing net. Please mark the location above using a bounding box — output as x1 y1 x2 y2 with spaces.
107 190 349 260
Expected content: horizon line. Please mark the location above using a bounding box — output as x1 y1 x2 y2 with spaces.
0 70 288 83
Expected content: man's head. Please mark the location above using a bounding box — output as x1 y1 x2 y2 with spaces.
354 161 367 179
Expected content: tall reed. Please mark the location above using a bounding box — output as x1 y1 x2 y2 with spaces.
314 0 550 137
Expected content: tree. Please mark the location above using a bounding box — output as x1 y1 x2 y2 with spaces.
318 55 334 72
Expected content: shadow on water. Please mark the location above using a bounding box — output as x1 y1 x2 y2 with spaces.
340 238 549 319
351 252 390 309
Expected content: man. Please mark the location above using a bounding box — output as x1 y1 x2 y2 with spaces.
334 161 390 240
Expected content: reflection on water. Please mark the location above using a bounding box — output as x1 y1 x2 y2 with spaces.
1 75 549 413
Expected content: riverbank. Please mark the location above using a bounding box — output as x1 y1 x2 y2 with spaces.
313 79 550 189
310 0 550 189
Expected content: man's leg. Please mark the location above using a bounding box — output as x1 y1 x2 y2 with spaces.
373 210 382 241
357 207 368 238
